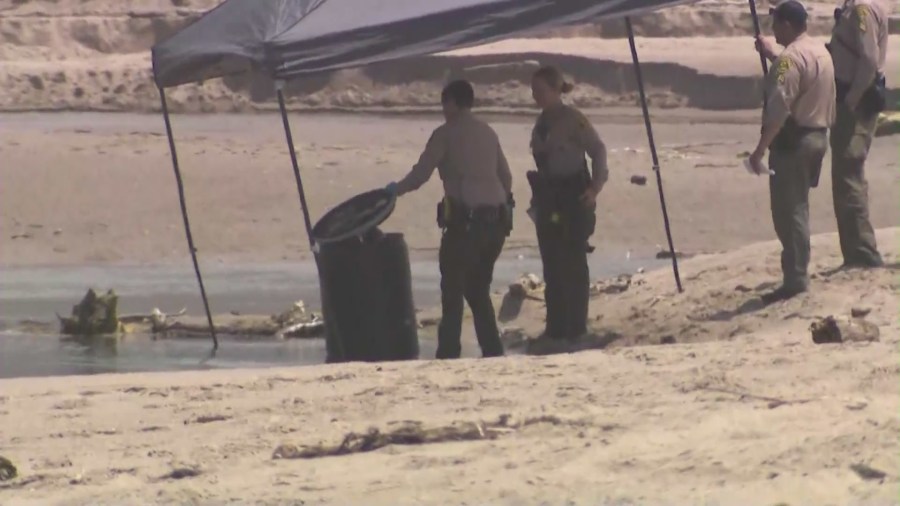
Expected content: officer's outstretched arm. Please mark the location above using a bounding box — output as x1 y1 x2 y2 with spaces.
396 129 445 195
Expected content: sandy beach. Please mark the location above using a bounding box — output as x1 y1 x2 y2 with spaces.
2 0 900 503
2 230 899 505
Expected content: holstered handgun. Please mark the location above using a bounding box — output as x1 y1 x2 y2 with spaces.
502 194 515 236
436 197 453 230
860 74 887 116
772 116 802 153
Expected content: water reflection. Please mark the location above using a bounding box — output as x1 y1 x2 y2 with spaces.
0 333 329 379
0 332 445 379
59 335 121 375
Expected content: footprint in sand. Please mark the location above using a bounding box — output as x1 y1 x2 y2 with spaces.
52 398 90 411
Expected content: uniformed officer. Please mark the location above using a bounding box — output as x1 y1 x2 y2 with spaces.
528 66 608 341
386 80 513 359
828 0 891 268
750 0 835 303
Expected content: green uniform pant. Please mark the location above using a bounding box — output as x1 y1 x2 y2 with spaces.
536 217 592 340
830 103 883 266
437 222 506 359
768 131 827 291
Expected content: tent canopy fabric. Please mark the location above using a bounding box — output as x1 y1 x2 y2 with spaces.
152 0 695 88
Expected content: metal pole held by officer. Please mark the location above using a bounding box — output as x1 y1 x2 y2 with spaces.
749 1 836 304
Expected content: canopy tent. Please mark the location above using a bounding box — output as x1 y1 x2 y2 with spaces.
153 0 695 87
151 0 768 350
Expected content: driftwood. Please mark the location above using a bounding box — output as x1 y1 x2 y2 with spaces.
277 316 325 339
154 302 325 339
119 308 186 324
55 290 325 339
156 319 324 339
57 289 122 335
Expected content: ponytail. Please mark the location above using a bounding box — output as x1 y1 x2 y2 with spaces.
533 65 574 94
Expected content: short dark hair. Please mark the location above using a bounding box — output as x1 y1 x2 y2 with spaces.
441 80 475 109
771 0 808 30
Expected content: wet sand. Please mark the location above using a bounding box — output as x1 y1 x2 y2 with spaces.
2 112 898 270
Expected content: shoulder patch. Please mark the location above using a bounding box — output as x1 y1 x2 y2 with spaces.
775 57 793 84
566 108 589 130
855 4 869 32
577 114 590 130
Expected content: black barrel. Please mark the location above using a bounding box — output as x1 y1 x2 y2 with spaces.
313 189 419 363
318 231 419 362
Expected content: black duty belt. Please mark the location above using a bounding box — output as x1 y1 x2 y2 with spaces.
438 197 508 230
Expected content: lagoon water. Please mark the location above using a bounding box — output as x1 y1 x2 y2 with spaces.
0 252 668 379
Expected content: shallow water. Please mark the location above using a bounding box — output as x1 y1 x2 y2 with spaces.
0 254 669 379
0 332 448 380
0 252 666 319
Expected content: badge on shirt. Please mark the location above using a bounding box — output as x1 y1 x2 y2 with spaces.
775 58 792 84
855 4 869 32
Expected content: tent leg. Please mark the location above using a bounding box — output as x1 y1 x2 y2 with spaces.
624 17 684 293
158 87 219 351
274 83 346 361
275 82 316 248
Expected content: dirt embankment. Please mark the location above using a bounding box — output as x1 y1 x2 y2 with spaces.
1 0 898 113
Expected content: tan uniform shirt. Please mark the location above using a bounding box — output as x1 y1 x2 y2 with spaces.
530 104 608 189
764 34 836 130
830 0 891 104
397 111 512 208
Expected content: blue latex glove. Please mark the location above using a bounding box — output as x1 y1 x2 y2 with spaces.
385 182 399 195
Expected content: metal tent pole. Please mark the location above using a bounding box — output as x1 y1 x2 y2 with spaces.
158 87 219 351
275 81 316 248
273 81 346 361
624 17 684 293
748 0 770 75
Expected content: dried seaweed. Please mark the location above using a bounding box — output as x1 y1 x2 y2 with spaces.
273 415 582 460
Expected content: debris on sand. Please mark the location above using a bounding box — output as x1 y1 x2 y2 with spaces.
160 467 202 480
875 112 900 137
656 249 688 260
418 316 441 328
630 175 648 186
507 273 544 300
272 301 307 327
185 414 231 425
591 275 632 296
272 415 583 460
810 315 880 344
57 289 123 336
500 327 528 349
0 456 17 481
850 463 887 481
850 307 872 318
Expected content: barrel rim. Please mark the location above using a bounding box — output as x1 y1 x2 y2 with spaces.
312 188 397 245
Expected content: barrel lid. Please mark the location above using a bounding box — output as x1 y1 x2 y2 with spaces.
312 188 396 245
